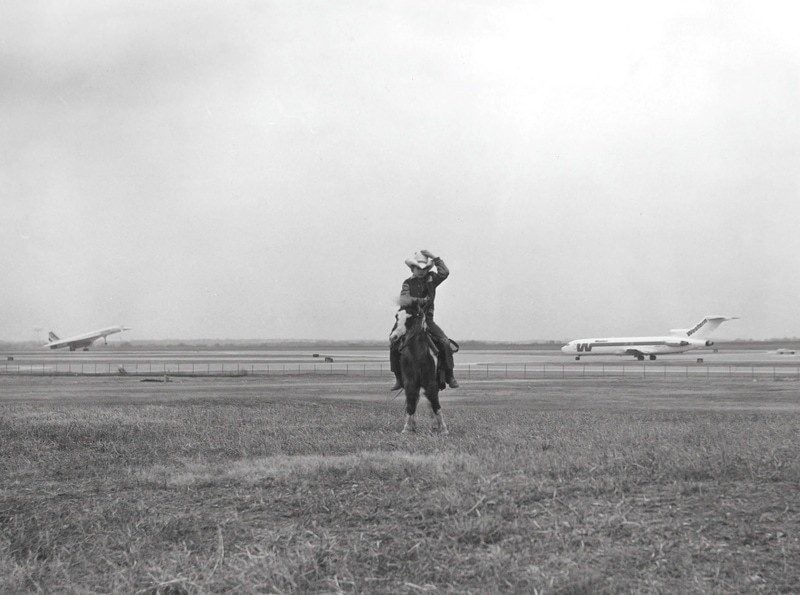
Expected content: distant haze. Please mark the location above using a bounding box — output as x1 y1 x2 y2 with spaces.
3 1 799 342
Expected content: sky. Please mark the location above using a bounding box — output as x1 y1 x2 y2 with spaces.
2 0 799 343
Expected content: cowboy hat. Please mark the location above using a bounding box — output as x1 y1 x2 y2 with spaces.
405 252 434 270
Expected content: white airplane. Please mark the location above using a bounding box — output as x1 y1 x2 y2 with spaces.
561 316 738 361
44 325 131 351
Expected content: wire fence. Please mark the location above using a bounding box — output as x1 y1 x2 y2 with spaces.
2 361 800 381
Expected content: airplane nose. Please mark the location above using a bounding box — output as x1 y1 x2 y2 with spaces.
560 344 570 353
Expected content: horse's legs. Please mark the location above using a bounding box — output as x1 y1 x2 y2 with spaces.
402 412 417 433
433 409 448 434
425 387 448 434
402 387 420 433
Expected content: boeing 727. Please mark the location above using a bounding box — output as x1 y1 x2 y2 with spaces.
561 316 738 361
44 325 131 351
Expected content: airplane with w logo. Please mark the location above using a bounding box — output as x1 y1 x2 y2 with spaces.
561 316 738 361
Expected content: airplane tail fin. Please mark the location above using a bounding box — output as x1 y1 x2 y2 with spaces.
48 331 60 342
670 316 738 338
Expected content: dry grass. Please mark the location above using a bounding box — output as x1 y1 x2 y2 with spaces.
1 376 799 593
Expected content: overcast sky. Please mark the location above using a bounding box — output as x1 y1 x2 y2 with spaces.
2 1 799 343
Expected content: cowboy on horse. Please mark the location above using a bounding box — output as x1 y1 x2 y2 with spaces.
390 249 459 390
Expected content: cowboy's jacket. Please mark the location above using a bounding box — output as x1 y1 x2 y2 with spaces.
400 257 449 320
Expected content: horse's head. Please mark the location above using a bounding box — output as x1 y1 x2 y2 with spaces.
389 304 425 343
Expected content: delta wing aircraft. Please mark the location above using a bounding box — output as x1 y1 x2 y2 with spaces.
561 316 738 361
44 325 131 351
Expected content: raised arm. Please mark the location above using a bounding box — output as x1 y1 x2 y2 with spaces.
420 249 449 286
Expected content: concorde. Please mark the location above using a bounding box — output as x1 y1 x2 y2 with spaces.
44 325 131 351
561 316 738 361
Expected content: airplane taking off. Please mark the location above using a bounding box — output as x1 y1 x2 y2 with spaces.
561 316 738 361
44 325 131 351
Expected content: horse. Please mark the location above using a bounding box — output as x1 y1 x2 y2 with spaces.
389 302 448 434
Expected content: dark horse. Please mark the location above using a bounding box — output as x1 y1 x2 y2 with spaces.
389 302 448 434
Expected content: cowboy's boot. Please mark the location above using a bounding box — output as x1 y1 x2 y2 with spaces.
390 373 403 391
389 345 403 390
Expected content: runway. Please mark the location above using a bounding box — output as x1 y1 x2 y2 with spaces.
1 346 799 380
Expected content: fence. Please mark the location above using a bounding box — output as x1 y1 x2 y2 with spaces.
2 361 800 381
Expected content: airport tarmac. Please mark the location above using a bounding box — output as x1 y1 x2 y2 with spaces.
1 347 798 379
2 345 798 363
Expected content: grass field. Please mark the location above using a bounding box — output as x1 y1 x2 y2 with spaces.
1 375 799 594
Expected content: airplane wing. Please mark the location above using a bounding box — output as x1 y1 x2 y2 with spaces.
624 348 650 357
665 340 691 348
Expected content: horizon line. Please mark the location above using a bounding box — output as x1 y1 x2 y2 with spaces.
1 337 797 346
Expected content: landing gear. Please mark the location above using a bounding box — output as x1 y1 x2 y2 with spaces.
575 356 581 361
636 355 644 361
649 355 657 361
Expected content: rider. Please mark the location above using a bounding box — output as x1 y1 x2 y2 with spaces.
390 249 459 390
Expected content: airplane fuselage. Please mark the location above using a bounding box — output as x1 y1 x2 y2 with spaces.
561 336 712 360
